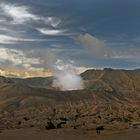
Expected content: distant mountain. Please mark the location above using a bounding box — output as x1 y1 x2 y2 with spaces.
9 68 140 92
81 68 140 92
11 76 54 88
0 76 13 84
0 68 139 110
0 69 140 132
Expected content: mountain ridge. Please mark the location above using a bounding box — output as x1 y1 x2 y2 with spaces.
0 68 140 132
0 68 140 110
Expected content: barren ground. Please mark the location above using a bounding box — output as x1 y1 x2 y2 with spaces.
0 128 140 140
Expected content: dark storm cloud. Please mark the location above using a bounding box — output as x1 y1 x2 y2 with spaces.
0 0 140 72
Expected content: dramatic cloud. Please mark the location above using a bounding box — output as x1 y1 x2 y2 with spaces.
76 33 140 63
0 3 37 24
38 28 65 36
0 47 88 78
0 68 52 78
0 0 140 75
110 45 140 60
76 33 106 58
0 3 61 27
45 17 61 28
0 47 40 70
0 34 45 44
0 47 54 77
0 2 64 43
0 35 18 44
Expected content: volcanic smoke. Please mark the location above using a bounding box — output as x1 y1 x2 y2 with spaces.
44 49 84 91
53 59 84 91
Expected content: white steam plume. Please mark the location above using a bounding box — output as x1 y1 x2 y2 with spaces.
53 59 84 91
43 49 84 91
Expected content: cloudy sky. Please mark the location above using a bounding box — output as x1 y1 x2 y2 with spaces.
0 0 140 77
